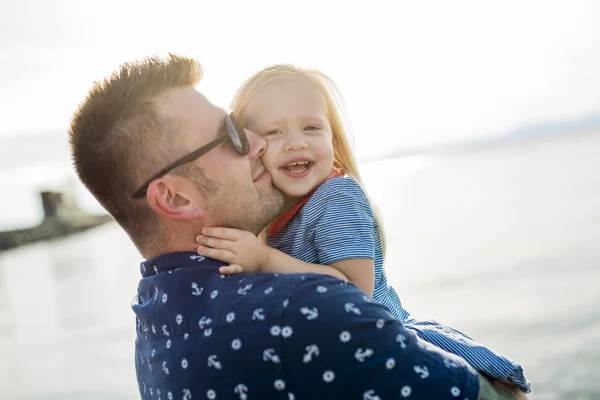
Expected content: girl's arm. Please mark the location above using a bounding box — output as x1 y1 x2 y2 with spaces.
264 249 376 295
196 227 375 295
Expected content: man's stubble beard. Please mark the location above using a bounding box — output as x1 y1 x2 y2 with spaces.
205 178 284 235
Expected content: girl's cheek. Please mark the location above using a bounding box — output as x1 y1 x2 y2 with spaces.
261 148 279 171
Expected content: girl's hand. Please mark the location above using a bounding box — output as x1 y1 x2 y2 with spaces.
196 227 270 274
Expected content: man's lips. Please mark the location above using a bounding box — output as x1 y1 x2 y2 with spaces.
253 168 270 182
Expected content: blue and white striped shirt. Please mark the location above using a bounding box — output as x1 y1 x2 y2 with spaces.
266 175 531 393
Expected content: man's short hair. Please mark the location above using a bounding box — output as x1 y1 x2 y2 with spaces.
69 54 202 253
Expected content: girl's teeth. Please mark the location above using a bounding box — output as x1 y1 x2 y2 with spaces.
283 162 310 173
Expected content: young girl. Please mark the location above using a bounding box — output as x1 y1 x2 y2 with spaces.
195 65 530 393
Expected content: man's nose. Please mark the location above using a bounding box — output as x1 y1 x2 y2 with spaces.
245 129 266 159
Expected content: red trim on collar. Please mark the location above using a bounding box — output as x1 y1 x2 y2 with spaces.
268 169 345 237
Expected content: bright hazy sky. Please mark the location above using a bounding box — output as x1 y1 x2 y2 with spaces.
1 0 599 159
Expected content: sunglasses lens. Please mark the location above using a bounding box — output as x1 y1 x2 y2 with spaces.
226 114 249 155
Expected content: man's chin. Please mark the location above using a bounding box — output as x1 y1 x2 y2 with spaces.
260 189 285 220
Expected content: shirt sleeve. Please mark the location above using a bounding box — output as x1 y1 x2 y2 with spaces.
280 275 481 400
403 319 531 393
309 177 377 265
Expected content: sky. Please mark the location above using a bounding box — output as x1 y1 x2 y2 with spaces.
1 0 599 159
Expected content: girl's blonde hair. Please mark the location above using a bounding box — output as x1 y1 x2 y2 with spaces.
230 64 387 256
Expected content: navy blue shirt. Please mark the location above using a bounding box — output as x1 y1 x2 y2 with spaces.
133 252 480 400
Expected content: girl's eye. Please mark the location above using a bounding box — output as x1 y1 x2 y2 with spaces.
304 125 321 131
265 129 283 136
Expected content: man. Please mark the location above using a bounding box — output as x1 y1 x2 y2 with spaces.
69 54 524 399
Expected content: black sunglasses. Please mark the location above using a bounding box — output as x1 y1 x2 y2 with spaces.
132 112 249 199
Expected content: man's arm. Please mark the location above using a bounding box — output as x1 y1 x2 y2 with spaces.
281 275 524 400
478 375 528 399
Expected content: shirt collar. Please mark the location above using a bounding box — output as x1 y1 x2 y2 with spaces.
140 251 225 278
268 169 345 238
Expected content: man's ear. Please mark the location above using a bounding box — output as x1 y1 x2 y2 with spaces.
145 176 205 220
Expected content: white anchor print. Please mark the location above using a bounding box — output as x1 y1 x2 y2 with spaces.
237 284 252 295
283 299 289 307
355 348 374 362
166 339 172 349
303 344 320 363
300 307 318 320
162 361 169 375
152 325 157 334
262 348 281 363
386 358 396 369
156 389 161 400
396 334 407 349
376 319 385 329
234 383 248 400
151 349 156 357
363 390 381 400
207 355 222 370
444 357 460 368
264 287 274 294
288 392 295 400
182 389 192 400
317 285 328 293
153 265 159 274
198 317 213 329
204 328 213 337
183 333 189 340
344 303 361 315
189 254 205 261
191 282 203 296
413 365 430 379
162 325 170 337
167 392 173 400
252 308 265 321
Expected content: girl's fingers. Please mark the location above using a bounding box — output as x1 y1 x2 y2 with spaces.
201 227 241 240
196 235 232 250
197 246 235 263
218 264 244 275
